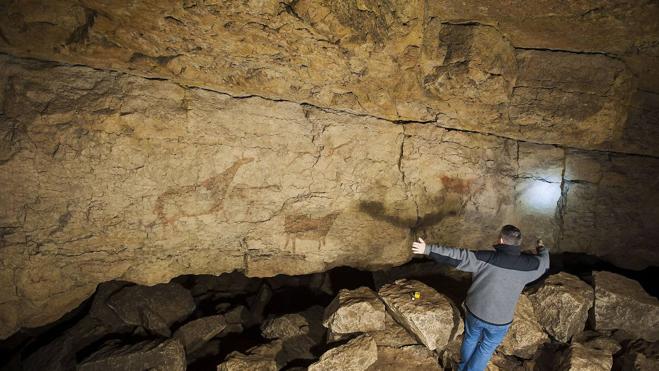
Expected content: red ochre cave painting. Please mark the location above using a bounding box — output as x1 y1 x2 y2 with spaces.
283 211 340 253
154 158 254 225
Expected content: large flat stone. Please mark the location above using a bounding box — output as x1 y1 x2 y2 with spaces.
377 279 463 351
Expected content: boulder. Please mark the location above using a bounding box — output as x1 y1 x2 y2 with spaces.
368 312 418 348
308 334 378 371
486 353 525 371
573 330 621 355
106 283 195 337
23 281 136 371
500 293 549 358
23 317 112 371
590 271 659 341
261 313 311 340
245 283 273 327
88 281 134 332
529 272 593 342
220 305 249 336
77 338 186 371
367 344 441 371
260 306 326 365
615 339 659 371
217 340 283 371
557 342 612 371
174 315 227 354
377 279 463 351
323 287 386 337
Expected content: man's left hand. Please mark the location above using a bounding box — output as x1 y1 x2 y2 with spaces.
412 237 427 254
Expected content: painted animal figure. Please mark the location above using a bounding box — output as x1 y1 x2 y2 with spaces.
154 158 254 225
283 212 340 253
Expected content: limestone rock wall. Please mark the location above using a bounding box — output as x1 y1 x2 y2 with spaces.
0 0 658 339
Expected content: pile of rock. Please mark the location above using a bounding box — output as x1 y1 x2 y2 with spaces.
6 267 659 371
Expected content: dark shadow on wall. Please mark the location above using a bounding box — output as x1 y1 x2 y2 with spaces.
357 199 460 232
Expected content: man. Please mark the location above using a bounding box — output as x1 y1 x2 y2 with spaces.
411 225 549 371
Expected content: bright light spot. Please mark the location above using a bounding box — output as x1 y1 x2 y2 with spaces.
518 180 561 214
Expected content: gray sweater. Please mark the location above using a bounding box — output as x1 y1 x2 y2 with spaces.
423 243 550 325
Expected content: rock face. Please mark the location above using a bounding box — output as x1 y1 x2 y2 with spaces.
529 273 594 343
0 0 659 340
77 338 186 371
500 293 548 359
308 334 378 371
323 287 386 338
378 279 463 351
590 271 659 341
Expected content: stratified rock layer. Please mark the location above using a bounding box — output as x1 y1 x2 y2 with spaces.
377 279 463 351
529 272 594 343
591 271 659 341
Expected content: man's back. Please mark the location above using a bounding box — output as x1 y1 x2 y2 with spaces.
424 242 550 325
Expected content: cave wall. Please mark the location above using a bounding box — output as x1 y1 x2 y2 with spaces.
0 0 658 339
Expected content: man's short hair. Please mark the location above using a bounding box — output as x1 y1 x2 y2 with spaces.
500 224 522 245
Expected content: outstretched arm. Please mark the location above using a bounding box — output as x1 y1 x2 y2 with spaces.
529 239 550 281
412 237 484 273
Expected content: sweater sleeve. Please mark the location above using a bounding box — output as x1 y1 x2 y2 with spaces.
424 244 485 273
528 246 550 281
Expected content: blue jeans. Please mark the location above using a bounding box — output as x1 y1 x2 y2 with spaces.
458 311 511 371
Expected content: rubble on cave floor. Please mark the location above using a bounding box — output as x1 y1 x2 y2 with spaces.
1 258 658 371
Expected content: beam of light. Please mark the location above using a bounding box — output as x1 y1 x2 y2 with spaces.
518 179 562 214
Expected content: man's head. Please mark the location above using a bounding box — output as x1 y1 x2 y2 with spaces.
499 224 522 245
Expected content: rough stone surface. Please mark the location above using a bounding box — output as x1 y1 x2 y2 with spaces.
591 271 659 341
261 312 311 340
106 283 195 337
557 342 612 371
367 344 441 371
529 272 594 343
500 293 549 359
616 340 659 371
323 287 386 337
173 315 226 354
259 306 325 365
77 338 186 371
23 317 112 371
217 341 283 371
1 0 657 155
1 0 659 339
378 279 463 351
308 334 378 371
368 312 419 348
